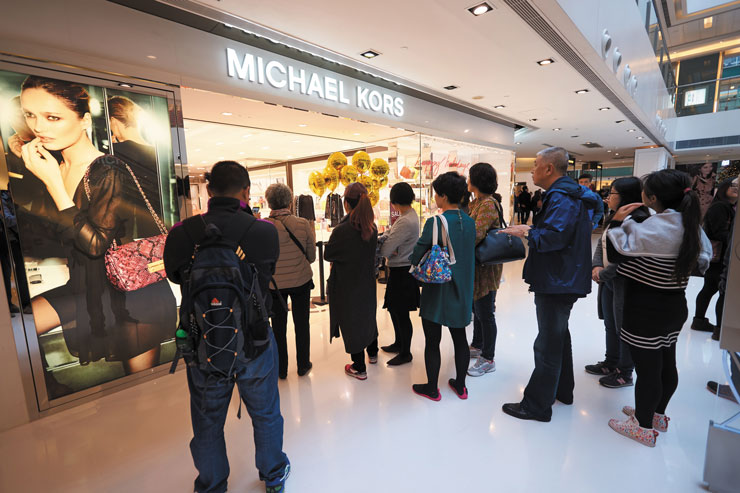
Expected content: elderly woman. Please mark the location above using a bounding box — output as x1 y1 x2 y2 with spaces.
265 183 317 379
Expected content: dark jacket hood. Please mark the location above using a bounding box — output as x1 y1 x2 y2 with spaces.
548 176 601 211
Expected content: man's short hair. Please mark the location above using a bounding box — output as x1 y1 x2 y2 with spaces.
206 161 250 196
537 147 569 175
579 173 593 182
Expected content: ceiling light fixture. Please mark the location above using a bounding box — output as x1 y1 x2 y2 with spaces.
637 136 644 139
704 17 713 29
360 50 381 59
468 2 494 16
606 150 612 153
493 104 506 109
599 107 610 111
464 129 470 133
529 118 538 122
353 132 361 136
615 153 619 156
537 58 555 66
298 124 308 127
118 83 132 88
472 95 484 100
575 89 589 94
146 55 157 59
516 142 522 145
216 142 224 146
553 128 561 131
615 120 625 123
221 112 232 116
444 85 459 90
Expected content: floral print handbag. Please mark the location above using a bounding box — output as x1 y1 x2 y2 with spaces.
410 215 456 284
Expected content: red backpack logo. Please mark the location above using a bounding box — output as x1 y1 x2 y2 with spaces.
210 297 222 306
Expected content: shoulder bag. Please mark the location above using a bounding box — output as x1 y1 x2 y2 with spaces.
474 199 526 265
410 214 456 284
84 161 168 292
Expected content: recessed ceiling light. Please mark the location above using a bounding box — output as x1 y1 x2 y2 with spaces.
637 136 644 139
615 120 625 123
242 134 252 138
553 128 561 131
239 152 245 155
360 50 381 59
615 153 619 156
444 85 459 90
599 107 611 111
575 89 589 94
353 132 361 136
464 129 470 133
221 112 233 116
262 146 270 150
201 160 207 164
147 55 157 59
493 104 506 109
627 129 636 132
606 150 612 153
472 95 484 100
516 142 522 145
118 83 132 88
529 118 538 122
298 124 308 127
537 58 555 66
216 142 224 146
704 16 713 29
468 2 494 16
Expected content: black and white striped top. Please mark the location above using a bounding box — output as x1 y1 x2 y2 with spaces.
616 256 687 291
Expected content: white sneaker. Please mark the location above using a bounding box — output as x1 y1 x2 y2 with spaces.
467 357 496 377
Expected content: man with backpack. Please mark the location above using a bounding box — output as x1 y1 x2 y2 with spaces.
163 161 290 493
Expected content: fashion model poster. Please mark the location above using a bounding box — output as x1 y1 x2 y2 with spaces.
0 68 179 401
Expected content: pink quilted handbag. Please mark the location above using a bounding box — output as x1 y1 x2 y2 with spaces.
85 161 169 292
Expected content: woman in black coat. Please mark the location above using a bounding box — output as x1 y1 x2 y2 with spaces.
325 182 379 380
692 177 737 336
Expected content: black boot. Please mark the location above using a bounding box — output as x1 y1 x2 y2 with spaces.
691 317 714 332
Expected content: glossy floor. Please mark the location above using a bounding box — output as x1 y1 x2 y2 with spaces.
0 260 736 493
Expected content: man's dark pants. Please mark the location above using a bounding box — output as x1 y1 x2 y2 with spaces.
521 293 579 420
186 333 289 493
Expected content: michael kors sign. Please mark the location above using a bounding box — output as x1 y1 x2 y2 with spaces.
226 48 405 117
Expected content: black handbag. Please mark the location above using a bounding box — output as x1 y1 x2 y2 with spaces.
474 199 526 265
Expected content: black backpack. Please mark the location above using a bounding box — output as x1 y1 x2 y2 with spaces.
169 213 271 379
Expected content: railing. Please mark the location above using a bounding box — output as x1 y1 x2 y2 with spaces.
675 76 740 116
636 1 677 95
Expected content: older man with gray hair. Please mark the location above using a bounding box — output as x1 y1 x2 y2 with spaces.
500 147 600 422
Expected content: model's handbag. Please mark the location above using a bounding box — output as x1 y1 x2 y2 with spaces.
84 162 169 292
475 199 526 265
410 215 456 284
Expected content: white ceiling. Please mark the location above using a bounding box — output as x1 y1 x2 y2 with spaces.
185 0 662 167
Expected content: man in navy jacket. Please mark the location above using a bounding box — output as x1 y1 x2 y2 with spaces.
500 147 600 422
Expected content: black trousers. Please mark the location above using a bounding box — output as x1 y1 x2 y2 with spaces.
629 344 678 429
270 281 312 377
350 338 378 373
695 262 723 324
421 318 469 390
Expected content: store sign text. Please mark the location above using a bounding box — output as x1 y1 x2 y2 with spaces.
226 48 405 117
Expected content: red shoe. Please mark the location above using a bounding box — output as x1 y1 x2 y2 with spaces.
345 364 367 380
608 416 658 447
448 378 468 400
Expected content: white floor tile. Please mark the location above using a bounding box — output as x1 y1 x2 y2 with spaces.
0 260 736 492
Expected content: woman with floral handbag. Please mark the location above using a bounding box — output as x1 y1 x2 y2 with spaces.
409 172 476 401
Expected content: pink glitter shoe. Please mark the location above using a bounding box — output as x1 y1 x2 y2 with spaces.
608 416 658 447
621 406 670 432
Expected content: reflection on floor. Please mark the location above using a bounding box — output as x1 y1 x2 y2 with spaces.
0 259 736 492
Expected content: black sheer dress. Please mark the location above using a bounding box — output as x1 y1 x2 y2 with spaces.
30 154 176 364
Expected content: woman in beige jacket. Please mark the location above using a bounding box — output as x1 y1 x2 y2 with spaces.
265 183 316 379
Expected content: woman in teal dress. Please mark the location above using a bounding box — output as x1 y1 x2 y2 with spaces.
410 172 476 401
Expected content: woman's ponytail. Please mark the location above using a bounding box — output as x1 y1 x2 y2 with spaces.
643 169 701 281
344 182 376 242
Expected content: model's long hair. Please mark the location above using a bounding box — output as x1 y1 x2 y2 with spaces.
344 182 375 242
22 76 90 118
642 169 701 282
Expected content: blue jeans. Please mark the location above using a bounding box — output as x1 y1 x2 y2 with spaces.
187 334 290 493
471 290 498 360
601 280 633 374
522 293 578 419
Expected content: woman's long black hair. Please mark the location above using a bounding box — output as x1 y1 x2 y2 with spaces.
642 169 701 282
604 177 642 228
